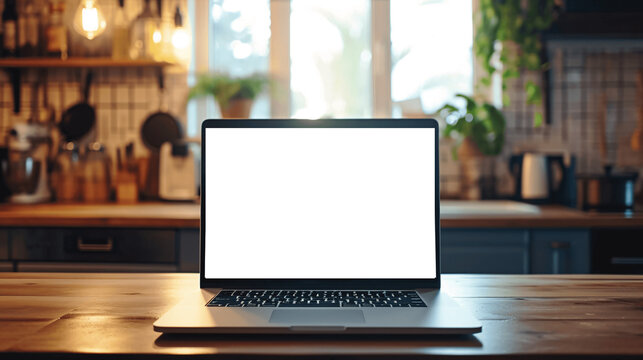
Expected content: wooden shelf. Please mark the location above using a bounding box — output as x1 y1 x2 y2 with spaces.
0 57 174 68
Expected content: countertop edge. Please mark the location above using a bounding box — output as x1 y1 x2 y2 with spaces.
0 203 642 229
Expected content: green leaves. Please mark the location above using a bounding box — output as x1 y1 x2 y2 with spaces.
187 73 270 109
440 94 506 157
525 80 541 105
533 112 543 127
475 0 554 128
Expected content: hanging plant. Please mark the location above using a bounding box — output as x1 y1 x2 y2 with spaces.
474 0 556 127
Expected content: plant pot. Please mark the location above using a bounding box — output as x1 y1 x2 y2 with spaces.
219 99 254 119
458 138 497 200
457 137 483 161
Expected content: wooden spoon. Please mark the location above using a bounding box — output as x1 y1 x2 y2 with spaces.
598 91 608 163
630 70 643 151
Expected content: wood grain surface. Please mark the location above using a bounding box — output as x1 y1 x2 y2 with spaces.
2 202 643 229
0 273 642 359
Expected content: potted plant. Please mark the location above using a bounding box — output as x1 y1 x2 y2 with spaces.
187 73 270 118
439 94 506 199
474 0 556 126
439 94 506 159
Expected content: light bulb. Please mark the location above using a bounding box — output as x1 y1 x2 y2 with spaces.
172 28 189 49
171 5 191 62
73 0 107 40
152 29 162 44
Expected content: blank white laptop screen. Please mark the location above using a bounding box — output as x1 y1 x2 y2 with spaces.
204 127 436 279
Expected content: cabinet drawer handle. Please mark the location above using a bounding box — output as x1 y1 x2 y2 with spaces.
611 257 643 265
77 237 114 252
550 241 570 249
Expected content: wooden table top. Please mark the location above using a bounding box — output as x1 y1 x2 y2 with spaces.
2 202 643 228
0 273 642 359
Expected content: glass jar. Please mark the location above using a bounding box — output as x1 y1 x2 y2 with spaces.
112 0 130 60
81 142 110 203
129 0 156 60
44 0 68 59
53 141 80 202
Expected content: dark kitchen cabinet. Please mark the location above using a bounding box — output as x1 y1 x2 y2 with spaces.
8 227 180 272
442 228 591 274
0 230 9 271
592 229 643 274
0 230 8 260
441 229 530 274
1 227 202 272
0 225 599 274
178 229 199 272
10 228 175 262
530 229 591 274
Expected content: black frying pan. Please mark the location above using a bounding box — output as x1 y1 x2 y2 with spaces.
60 72 96 142
139 74 183 199
140 72 183 151
140 112 183 150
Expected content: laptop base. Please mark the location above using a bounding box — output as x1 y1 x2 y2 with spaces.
154 288 481 335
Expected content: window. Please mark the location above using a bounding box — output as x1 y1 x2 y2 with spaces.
290 0 372 118
209 0 271 119
391 0 473 114
188 0 473 133
210 0 270 77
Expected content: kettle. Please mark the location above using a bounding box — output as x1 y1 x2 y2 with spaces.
509 153 575 205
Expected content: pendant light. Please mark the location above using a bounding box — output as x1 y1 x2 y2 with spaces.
73 0 107 40
171 5 189 50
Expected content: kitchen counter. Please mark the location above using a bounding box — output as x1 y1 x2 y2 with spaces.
0 273 641 359
0 202 200 228
1 201 643 229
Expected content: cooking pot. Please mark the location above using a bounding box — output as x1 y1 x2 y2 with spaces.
577 166 638 212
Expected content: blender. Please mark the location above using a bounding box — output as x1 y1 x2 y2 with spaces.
5 123 51 204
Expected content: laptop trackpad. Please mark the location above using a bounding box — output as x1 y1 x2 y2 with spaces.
269 309 365 325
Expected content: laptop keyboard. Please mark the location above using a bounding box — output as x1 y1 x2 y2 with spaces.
207 290 427 308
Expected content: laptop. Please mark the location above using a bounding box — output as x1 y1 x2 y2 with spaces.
154 118 481 334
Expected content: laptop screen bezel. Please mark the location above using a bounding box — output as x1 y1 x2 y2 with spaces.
200 119 441 289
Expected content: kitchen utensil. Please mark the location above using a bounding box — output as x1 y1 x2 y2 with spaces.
630 70 643 151
577 165 638 213
27 82 39 124
597 91 608 164
158 140 197 201
554 48 568 141
39 76 56 125
509 153 575 205
125 142 136 172
597 53 616 167
114 144 138 203
0 146 10 202
5 123 51 204
60 72 96 143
